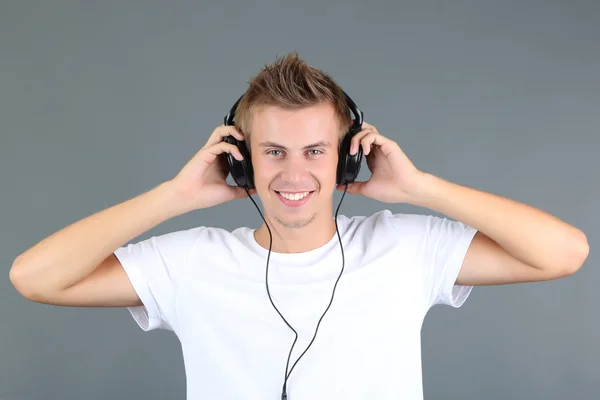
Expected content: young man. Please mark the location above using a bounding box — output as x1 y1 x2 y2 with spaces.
9 53 589 400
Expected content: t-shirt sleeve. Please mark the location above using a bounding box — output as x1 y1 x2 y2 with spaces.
113 226 204 332
389 212 478 310
419 215 478 309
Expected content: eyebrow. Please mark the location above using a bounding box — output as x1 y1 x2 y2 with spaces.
258 140 332 150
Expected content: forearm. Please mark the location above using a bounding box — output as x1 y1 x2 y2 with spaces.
10 180 183 293
410 172 589 272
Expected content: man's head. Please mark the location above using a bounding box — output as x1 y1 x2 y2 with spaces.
234 52 352 231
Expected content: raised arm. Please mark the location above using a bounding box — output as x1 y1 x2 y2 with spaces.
9 124 253 307
9 181 184 306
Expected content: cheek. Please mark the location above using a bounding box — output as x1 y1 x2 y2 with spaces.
251 158 273 189
316 157 339 186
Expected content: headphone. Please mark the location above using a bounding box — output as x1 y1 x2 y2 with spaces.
222 90 364 189
221 90 363 400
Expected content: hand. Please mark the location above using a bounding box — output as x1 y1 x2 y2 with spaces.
336 122 425 204
168 125 256 212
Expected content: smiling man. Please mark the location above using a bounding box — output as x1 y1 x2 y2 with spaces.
10 52 589 400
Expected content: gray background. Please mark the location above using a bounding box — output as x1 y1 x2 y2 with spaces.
1 1 598 399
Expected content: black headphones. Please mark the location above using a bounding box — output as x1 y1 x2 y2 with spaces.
222 90 364 188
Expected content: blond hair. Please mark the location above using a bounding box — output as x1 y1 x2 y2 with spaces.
234 51 351 148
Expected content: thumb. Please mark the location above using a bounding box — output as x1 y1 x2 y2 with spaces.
336 181 366 195
232 186 256 199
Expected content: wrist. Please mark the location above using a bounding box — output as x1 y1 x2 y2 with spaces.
154 180 195 217
406 172 441 209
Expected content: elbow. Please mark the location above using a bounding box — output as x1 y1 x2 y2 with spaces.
562 229 589 276
10 256 70 304
9 258 29 299
9 257 43 302
9 255 25 289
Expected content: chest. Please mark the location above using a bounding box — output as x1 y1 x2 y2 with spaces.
172 261 426 398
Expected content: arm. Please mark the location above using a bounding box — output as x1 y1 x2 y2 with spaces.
9 181 185 306
411 173 589 286
343 122 588 286
9 124 252 307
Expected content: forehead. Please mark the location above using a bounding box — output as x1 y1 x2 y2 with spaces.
250 102 340 146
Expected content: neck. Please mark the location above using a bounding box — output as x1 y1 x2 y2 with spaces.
253 212 338 253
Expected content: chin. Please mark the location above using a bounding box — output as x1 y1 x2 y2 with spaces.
274 213 316 229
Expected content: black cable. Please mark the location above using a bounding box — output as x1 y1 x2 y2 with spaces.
244 184 349 400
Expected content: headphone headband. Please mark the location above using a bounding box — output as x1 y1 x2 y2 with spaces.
341 90 364 135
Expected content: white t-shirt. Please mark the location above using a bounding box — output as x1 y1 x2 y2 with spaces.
114 209 478 400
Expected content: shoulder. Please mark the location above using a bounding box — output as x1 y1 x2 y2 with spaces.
340 209 471 243
340 209 433 233
160 224 257 256
365 209 467 233
121 224 247 256
154 223 251 241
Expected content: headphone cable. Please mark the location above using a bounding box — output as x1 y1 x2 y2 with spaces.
245 184 349 400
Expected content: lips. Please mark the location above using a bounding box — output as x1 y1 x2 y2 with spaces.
274 190 315 207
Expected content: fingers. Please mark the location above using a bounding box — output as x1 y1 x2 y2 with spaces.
202 125 245 150
202 140 244 163
359 131 379 155
350 123 393 156
350 126 377 155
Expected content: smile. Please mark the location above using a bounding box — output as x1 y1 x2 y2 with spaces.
274 191 315 207
278 191 310 200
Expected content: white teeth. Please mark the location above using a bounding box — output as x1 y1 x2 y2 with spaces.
279 191 310 201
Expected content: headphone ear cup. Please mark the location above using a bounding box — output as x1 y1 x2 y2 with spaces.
336 132 363 185
222 136 255 189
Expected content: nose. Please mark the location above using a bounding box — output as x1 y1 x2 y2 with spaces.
279 157 310 183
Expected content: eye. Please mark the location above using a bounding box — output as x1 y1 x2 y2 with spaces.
266 149 323 157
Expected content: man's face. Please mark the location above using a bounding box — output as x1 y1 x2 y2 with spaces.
250 102 341 229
